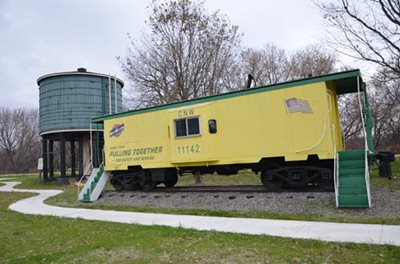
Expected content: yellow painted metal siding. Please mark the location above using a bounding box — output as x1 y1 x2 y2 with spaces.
327 82 344 152
104 82 342 171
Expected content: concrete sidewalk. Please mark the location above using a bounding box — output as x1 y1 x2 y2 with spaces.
1 178 399 247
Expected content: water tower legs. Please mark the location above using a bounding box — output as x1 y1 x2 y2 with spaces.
40 132 97 184
49 140 54 180
58 133 69 185
42 139 48 182
70 139 76 177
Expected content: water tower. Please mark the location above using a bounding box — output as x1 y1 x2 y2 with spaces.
37 68 124 184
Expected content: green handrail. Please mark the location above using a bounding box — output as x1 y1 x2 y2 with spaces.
362 82 374 155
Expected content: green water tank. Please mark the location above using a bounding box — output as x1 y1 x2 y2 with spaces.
37 68 124 135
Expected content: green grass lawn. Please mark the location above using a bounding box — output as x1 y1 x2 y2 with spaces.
177 170 261 186
370 157 400 190
0 159 399 262
0 191 399 263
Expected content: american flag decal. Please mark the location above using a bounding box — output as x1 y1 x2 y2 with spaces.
285 98 313 114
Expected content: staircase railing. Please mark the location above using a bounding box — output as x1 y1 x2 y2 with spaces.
77 162 93 200
357 76 371 207
327 90 339 207
364 145 371 207
332 123 339 207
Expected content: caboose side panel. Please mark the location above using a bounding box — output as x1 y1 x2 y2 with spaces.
103 81 342 171
202 82 338 163
104 110 171 170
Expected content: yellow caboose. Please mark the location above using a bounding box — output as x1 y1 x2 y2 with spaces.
91 70 373 207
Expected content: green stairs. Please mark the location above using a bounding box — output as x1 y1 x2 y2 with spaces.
337 150 370 208
82 164 105 203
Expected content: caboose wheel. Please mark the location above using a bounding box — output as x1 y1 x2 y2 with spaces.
142 182 156 192
164 178 178 188
137 170 156 191
318 160 334 191
164 170 178 187
121 174 139 190
261 170 284 191
110 176 124 192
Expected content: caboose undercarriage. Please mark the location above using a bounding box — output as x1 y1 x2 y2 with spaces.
110 156 334 192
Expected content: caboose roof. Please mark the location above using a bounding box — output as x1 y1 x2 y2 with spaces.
92 69 362 123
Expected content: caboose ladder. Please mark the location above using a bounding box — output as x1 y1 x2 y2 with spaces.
337 150 370 208
78 163 110 202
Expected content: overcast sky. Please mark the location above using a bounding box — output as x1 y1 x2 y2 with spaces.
0 0 329 109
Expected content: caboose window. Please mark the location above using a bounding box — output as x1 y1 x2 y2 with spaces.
175 119 187 137
188 117 200 135
174 117 201 138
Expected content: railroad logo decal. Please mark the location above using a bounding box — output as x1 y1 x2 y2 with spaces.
110 123 125 137
285 98 313 114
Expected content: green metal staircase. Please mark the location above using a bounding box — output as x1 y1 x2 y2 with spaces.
78 163 110 203
336 150 370 208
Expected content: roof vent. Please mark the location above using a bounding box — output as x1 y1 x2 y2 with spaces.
77 67 87 72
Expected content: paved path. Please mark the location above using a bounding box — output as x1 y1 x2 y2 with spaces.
1 178 400 246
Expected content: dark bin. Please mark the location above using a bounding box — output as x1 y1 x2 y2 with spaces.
375 151 395 179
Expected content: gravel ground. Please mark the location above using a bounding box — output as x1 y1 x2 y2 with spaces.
95 187 400 219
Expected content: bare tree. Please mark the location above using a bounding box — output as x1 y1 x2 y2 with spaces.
316 0 400 76
0 108 40 173
316 0 400 152
369 69 400 152
240 44 336 87
338 94 364 149
240 44 289 87
119 0 242 108
288 45 337 79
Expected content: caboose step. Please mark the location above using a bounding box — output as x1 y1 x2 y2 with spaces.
339 186 367 196
339 160 365 169
339 177 366 187
336 150 370 208
338 194 369 208
339 167 365 177
338 150 365 160
78 163 110 202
